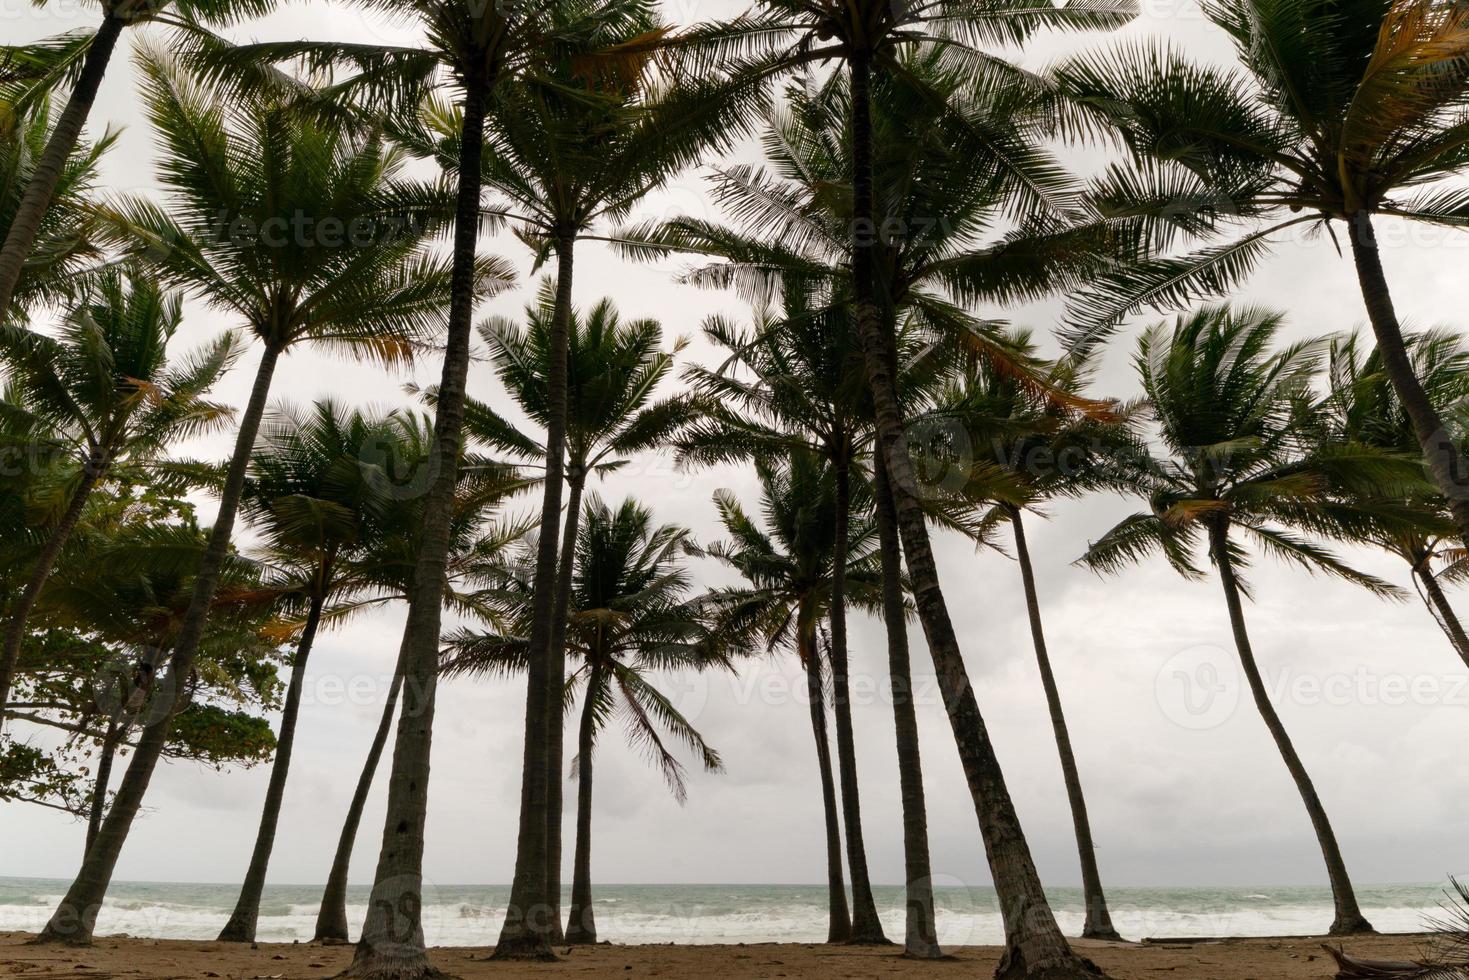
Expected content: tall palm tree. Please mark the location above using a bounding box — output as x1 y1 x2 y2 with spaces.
1081 305 1421 937
693 449 885 945
638 57 1118 953
0 0 281 319
34 54 480 948
309 413 529 945
1054 0 1469 547
216 403 413 943
678 301 898 945
1314 329 1469 668
0 92 113 323
392 9 742 951
208 3 731 962
925 338 1138 941
187 3 605 968
444 497 725 945
449 285 691 941
0 266 239 725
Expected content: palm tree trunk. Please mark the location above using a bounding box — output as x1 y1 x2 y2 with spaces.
1414 563 1469 670
0 14 124 319
1350 211 1469 547
802 638 851 944
1009 508 1120 942
0 448 108 726
85 717 122 855
314 669 404 944
35 342 283 947
870 449 941 959
219 592 328 943
845 52 1098 980
564 664 600 946
828 444 888 944
545 472 585 945
494 232 576 962
1208 521 1373 936
343 82 492 980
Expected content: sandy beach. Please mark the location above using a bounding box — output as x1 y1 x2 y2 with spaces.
0 932 1443 979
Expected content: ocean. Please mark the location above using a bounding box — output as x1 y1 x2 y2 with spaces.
0 879 1453 945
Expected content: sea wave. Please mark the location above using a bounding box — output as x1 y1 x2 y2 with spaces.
0 879 1448 946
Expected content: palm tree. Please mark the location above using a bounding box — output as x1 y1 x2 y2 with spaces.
34 54 479 948
444 497 725 945
1314 329 1469 669
925 338 1138 941
216 403 414 943
434 285 693 940
1054 0 1469 547
678 301 895 945
448 285 691 941
309 413 529 945
628 47 1124 965
693 449 885 945
1081 305 1421 936
0 92 113 323
0 0 281 319
389 9 742 951
203 3 726 963
0 266 239 725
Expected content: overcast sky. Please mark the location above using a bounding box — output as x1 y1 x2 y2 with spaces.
4 0 1468 903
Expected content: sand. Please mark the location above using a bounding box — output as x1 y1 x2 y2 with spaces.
0 932 1446 979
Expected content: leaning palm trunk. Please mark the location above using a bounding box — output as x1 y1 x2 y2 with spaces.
218 593 327 942
1415 564 1469 670
545 472 586 944
84 718 123 854
1208 522 1373 936
1010 508 1120 942
871 450 941 959
1350 213 1469 547
803 640 852 943
0 450 108 725
344 88 491 980
845 53 1100 980
495 233 576 961
37 343 283 946
828 448 888 944
0 15 124 319
563 663 600 945
314 669 404 944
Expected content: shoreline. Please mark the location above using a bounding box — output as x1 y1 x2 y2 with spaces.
1 931 1442 979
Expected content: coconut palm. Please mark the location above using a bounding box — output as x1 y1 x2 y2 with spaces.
692 449 884 944
444 497 724 945
924 337 1139 941
0 266 239 726
0 92 113 323
394 9 744 950
1080 305 1423 936
626 49 1122 962
309 413 529 945
216 403 417 943
678 300 896 945
1054 0 1469 548
33 54 483 947
443 284 691 940
0 0 282 320
1314 329 1469 668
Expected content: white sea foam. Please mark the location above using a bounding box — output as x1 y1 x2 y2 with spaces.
0 879 1447 946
